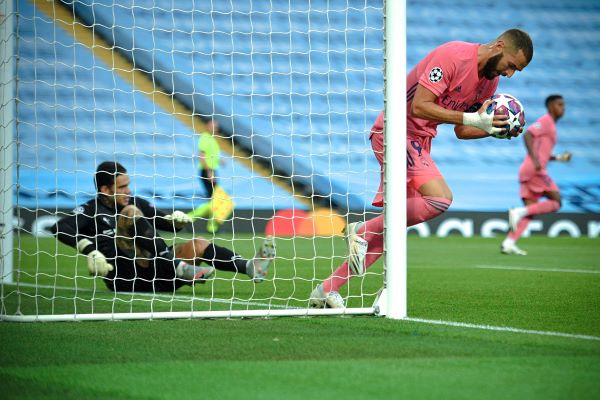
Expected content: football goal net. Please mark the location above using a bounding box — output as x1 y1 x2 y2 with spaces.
0 0 405 321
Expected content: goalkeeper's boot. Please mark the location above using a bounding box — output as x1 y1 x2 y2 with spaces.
500 241 528 256
345 222 368 276
193 265 216 283
309 283 345 309
508 207 527 232
177 260 215 284
246 236 276 283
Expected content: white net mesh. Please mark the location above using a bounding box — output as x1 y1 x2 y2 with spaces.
1 0 385 320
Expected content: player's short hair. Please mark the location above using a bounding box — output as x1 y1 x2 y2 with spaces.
95 161 127 191
499 29 533 63
545 94 563 108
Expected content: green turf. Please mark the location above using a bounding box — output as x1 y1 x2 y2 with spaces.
1 234 599 399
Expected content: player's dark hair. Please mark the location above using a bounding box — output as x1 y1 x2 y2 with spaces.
500 28 533 63
545 94 563 108
95 161 127 191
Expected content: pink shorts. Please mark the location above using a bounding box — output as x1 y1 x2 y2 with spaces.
370 131 442 207
519 173 559 200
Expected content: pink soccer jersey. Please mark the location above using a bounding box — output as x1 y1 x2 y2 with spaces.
372 41 499 138
519 113 557 181
408 41 499 138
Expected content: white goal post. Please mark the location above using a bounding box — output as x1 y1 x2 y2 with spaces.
1 0 15 286
382 0 407 319
0 0 406 321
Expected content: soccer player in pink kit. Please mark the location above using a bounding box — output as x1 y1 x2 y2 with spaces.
310 28 533 308
501 95 571 255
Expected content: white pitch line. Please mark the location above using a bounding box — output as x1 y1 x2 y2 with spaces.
405 317 600 341
4 283 599 341
476 265 600 274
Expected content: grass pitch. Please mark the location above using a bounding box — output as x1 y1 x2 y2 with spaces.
1 234 599 399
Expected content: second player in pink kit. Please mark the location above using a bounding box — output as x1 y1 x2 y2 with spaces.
311 28 534 308
501 95 571 255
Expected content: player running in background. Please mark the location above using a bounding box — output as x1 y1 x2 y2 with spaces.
52 161 274 293
501 95 571 255
187 119 234 233
311 28 533 308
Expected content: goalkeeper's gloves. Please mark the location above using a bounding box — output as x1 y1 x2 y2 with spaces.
77 239 113 277
555 151 572 162
165 210 193 228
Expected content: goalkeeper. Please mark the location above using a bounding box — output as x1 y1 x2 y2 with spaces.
51 161 275 293
187 119 234 233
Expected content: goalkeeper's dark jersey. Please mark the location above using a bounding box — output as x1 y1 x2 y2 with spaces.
51 196 176 259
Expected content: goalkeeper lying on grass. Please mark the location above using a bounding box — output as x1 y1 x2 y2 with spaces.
51 161 275 293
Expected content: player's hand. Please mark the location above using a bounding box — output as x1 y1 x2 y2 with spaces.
87 250 114 277
165 210 193 228
534 159 542 171
508 125 524 139
556 151 572 162
494 125 522 140
463 100 507 136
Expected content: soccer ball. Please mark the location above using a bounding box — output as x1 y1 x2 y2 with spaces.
486 93 526 139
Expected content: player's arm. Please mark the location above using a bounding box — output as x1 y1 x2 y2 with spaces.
453 125 490 140
412 84 467 125
411 85 508 136
523 130 542 170
138 197 191 231
51 209 92 249
455 124 524 140
51 209 113 277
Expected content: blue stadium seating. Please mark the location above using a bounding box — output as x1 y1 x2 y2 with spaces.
407 0 600 213
16 0 600 213
60 0 385 209
15 0 301 210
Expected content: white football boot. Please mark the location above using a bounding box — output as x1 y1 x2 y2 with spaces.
309 283 345 309
246 236 276 283
500 239 528 256
345 222 368 276
177 260 215 284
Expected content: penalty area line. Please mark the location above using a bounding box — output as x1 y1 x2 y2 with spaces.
404 317 600 341
475 265 600 274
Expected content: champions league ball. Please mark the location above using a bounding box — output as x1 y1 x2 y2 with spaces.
486 93 526 139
